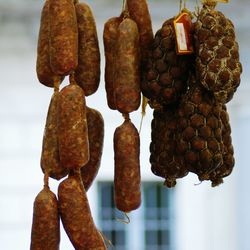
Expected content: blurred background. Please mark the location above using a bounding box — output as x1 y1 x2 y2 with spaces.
0 0 249 249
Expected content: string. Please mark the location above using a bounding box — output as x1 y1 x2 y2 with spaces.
43 172 49 189
116 212 130 224
122 113 130 121
139 96 148 134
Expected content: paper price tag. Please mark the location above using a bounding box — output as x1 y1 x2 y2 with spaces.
173 12 194 55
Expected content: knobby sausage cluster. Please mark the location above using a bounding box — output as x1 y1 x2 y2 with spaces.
31 0 242 249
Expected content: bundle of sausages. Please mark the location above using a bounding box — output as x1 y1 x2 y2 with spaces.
103 0 153 213
31 0 106 249
143 0 242 187
31 0 242 248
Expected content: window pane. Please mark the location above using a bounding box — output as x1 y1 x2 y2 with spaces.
160 230 170 245
145 230 158 245
144 184 157 208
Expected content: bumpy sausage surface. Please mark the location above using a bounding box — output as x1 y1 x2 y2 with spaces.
127 0 154 68
41 92 68 180
114 18 141 114
103 16 122 110
58 174 106 250
36 1 63 87
49 0 78 75
81 107 104 191
30 187 60 250
74 3 100 96
58 84 89 169
114 119 141 212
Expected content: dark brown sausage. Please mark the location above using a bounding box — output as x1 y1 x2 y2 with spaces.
127 0 154 68
74 3 101 96
36 0 63 87
114 18 141 114
114 118 141 212
41 91 69 180
150 105 188 188
58 84 89 169
30 186 60 250
58 173 106 250
81 107 104 191
103 16 122 110
49 0 78 75
209 104 234 187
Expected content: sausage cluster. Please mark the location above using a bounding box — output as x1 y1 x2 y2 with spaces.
145 0 241 187
32 1 105 249
31 0 242 248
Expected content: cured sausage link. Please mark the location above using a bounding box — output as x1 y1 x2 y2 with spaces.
103 16 122 110
58 174 106 250
114 119 141 212
30 187 60 250
81 107 104 191
75 3 100 96
58 84 89 169
114 18 141 114
49 0 78 75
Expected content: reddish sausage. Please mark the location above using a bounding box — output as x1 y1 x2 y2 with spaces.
58 84 89 169
49 0 78 75
30 186 60 250
75 3 100 96
103 16 122 110
41 91 68 180
114 118 141 212
127 0 154 68
36 0 63 87
81 107 104 191
114 18 141 114
58 173 106 249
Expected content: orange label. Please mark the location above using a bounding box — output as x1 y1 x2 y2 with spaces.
173 12 194 55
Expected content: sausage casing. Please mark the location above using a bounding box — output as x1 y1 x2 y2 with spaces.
103 16 122 110
114 119 141 212
75 3 100 96
58 175 106 250
81 107 104 191
36 0 63 87
49 0 78 75
114 18 141 114
41 92 69 180
30 187 60 250
58 84 89 169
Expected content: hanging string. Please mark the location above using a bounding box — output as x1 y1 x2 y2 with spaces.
139 96 148 134
53 77 60 92
179 0 183 13
43 172 49 189
116 212 131 224
122 0 129 18
69 72 77 85
99 231 114 249
122 113 130 121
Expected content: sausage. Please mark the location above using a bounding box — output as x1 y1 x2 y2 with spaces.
194 3 242 103
58 84 89 169
58 173 106 250
81 107 104 191
209 104 234 187
49 0 78 75
150 105 188 188
36 0 63 87
114 118 141 212
127 0 154 68
141 18 191 106
30 186 60 250
74 3 101 96
103 16 122 110
177 74 223 181
114 18 141 114
41 91 69 180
